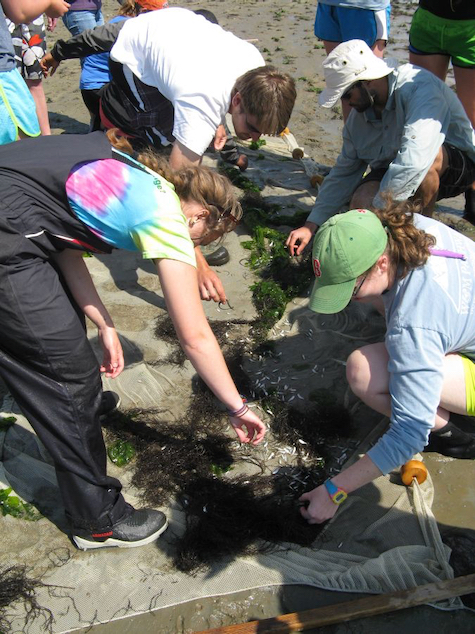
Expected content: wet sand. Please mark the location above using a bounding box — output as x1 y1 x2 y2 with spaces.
2 1 474 632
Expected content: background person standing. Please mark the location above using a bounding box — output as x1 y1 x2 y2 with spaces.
409 0 475 222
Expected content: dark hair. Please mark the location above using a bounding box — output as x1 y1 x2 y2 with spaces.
194 9 219 24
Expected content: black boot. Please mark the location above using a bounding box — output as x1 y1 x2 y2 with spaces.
425 421 475 459
204 246 230 266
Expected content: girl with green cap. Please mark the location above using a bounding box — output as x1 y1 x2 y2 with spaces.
301 199 475 524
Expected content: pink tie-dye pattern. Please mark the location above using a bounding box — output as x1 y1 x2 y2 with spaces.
67 160 129 215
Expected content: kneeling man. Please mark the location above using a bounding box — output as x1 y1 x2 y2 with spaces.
288 39 475 254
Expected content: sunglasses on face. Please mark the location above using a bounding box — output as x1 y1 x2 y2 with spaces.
208 202 239 226
342 81 362 101
352 272 368 297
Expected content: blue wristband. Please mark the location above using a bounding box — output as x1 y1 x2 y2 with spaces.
324 479 347 505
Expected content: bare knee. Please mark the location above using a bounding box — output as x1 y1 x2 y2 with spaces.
431 145 447 176
346 349 371 398
26 78 42 91
350 181 380 210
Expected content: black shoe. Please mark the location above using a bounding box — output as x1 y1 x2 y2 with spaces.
425 422 475 459
73 507 168 550
463 189 475 225
204 246 230 266
99 391 121 420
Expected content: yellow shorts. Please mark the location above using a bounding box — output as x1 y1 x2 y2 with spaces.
461 355 475 416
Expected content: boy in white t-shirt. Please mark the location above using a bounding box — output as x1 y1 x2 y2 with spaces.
43 8 296 171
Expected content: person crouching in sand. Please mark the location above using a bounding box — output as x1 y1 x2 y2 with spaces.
300 199 475 524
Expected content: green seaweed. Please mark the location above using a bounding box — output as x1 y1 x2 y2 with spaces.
0 488 41 521
0 415 16 431
219 166 261 192
240 192 308 228
107 439 136 467
210 463 233 477
250 279 289 333
243 223 312 318
249 139 266 150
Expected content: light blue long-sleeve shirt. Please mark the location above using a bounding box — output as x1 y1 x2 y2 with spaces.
308 64 475 226
367 214 475 475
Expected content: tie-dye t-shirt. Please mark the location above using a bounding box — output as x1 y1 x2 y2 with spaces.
65 153 196 267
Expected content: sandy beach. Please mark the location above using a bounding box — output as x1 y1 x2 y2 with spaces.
1 1 474 632
41 0 418 166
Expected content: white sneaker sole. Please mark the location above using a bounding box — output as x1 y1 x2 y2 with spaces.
73 518 168 551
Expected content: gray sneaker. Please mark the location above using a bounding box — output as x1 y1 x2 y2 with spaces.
73 508 168 550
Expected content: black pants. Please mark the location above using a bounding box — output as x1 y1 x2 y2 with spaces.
0 224 128 532
81 88 102 131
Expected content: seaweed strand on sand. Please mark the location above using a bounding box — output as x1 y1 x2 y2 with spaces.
0 566 54 633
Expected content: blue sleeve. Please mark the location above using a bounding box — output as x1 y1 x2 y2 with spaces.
307 123 367 226
368 325 449 474
374 78 450 207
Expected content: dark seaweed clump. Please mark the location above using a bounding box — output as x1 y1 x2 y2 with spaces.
103 393 235 505
102 387 354 573
0 566 53 633
442 529 475 608
175 474 324 573
264 397 352 461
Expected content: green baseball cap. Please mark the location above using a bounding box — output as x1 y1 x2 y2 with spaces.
309 209 388 314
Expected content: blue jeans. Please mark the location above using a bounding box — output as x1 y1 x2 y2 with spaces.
62 8 104 37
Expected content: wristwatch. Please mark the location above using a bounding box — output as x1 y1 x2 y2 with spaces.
324 479 348 505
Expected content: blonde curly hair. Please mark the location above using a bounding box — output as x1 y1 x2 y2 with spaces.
372 194 436 278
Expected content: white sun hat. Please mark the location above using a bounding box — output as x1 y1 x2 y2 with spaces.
318 39 397 108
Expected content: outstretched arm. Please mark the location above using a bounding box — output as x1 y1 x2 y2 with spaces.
169 139 202 170
41 20 125 76
51 20 125 59
53 250 124 378
300 455 382 524
156 257 265 444
2 0 69 22
286 221 319 256
195 247 226 303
